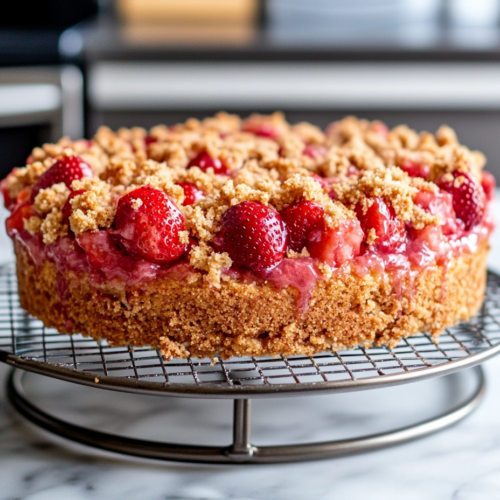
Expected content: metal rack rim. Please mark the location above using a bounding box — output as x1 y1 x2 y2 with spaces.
7 366 486 464
1 340 499 399
0 263 499 398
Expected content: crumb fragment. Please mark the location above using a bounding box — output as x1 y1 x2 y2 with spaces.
68 177 115 234
34 183 70 215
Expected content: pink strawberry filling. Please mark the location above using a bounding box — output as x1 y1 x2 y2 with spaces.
398 160 430 179
4 168 495 316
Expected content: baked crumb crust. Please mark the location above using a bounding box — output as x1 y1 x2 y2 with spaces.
15 239 488 359
5 113 492 359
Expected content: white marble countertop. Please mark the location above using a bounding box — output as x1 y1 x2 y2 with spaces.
1 196 500 500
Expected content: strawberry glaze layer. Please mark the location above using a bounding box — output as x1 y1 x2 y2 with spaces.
6 194 495 317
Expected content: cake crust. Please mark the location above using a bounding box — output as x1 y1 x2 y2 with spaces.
4 113 493 360
15 238 488 359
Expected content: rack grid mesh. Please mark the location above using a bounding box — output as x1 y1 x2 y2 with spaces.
1 264 499 391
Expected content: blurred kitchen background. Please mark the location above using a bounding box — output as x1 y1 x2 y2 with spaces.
2 0 500 181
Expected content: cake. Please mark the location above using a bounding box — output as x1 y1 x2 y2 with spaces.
2 112 494 360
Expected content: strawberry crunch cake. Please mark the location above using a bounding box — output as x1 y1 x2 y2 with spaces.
2 112 495 359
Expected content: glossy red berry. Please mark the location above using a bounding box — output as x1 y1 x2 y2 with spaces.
31 156 93 201
1 178 15 210
398 160 430 179
177 182 205 206
61 189 86 226
310 173 330 190
437 171 485 231
414 189 459 235
242 119 280 139
76 230 122 270
5 201 37 236
113 186 187 264
144 135 157 146
187 151 228 175
303 145 327 159
355 197 406 252
481 171 496 202
281 200 324 253
308 218 364 267
213 201 287 273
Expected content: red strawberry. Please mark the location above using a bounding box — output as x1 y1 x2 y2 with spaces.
303 145 327 160
310 173 330 190
281 200 324 252
308 218 364 267
1 177 15 210
355 197 406 252
242 119 280 139
31 155 93 201
187 151 229 175
61 189 86 226
398 160 430 179
144 135 157 146
76 230 122 270
414 189 459 235
5 201 37 236
213 201 287 273
370 121 389 138
177 182 205 206
347 165 360 177
113 186 187 264
437 171 485 230
481 171 496 202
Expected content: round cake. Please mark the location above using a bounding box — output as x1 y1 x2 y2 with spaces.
2 112 494 359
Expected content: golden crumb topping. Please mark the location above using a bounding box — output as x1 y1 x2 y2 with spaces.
68 178 115 234
5 113 488 257
34 183 70 215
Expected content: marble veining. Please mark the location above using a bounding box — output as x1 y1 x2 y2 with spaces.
1 198 500 500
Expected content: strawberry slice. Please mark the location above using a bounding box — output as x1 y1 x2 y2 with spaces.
187 151 229 175
76 230 122 270
308 218 364 267
177 182 205 206
113 186 187 264
213 201 287 273
398 160 430 179
437 171 485 231
303 145 328 160
242 118 280 139
31 155 93 201
1 177 15 210
481 171 496 202
144 135 157 146
355 197 406 252
281 200 325 253
5 201 37 236
414 189 459 235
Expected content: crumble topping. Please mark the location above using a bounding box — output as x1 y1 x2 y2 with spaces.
24 215 42 235
6 113 488 263
334 166 440 228
7 113 492 361
34 183 70 215
40 209 66 244
68 177 115 234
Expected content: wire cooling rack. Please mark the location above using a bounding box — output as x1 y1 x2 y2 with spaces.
1 263 500 398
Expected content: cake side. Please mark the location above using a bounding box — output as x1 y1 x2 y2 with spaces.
14 237 488 359
3 113 495 359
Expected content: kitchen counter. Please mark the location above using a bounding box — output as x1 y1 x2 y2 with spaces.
1 198 500 500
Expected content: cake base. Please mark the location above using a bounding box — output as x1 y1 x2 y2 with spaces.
14 239 488 359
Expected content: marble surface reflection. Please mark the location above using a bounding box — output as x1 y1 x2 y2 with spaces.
0 361 500 500
1 197 500 500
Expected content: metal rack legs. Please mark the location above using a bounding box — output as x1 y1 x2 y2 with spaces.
6 366 486 464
